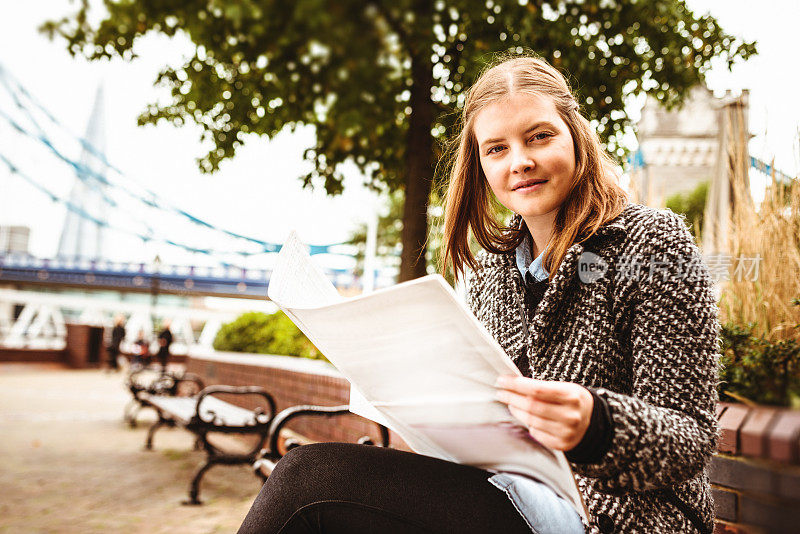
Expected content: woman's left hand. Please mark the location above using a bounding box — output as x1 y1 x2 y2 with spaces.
495 376 593 452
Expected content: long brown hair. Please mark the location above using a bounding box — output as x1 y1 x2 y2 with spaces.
440 55 628 281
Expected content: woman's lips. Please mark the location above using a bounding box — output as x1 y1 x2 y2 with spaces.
513 180 548 193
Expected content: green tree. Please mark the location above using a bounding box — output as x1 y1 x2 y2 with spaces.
45 0 755 280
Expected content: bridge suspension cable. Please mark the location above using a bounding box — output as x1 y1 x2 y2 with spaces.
0 63 350 260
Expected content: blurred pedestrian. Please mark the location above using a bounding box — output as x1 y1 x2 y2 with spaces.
133 329 150 369
156 319 173 372
106 315 126 371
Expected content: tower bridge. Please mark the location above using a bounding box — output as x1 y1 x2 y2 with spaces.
0 66 383 353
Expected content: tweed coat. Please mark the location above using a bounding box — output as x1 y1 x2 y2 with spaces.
467 202 720 534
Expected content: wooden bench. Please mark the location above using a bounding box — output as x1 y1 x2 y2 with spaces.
123 368 205 428
141 385 276 504
252 404 391 478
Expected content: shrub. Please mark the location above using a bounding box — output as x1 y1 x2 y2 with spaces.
213 311 326 361
719 319 800 407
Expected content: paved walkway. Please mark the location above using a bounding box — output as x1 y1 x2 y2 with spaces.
0 364 260 533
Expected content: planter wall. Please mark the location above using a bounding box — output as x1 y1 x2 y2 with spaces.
712 403 800 533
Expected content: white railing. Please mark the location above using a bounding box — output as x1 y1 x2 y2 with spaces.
0 288 242 353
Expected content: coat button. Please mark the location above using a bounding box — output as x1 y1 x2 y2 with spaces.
597 513 615 533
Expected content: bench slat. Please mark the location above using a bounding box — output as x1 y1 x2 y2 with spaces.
196 397 262 427
143 394 263 427
144 396 197 424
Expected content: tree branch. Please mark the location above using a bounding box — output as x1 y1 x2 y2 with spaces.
367 0 415 57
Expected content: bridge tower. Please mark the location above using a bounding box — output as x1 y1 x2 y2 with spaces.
56 84 109 260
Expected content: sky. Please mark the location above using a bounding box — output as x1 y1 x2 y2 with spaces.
0 0 797 269
673 0 799 173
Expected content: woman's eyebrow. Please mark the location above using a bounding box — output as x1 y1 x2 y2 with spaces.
479 121 557 148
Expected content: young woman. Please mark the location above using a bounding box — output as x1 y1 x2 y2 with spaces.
238 56 720 534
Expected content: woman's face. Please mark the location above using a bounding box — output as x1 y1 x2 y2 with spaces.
473 92 576 225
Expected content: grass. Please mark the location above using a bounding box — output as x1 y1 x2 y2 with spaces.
161 448 190 461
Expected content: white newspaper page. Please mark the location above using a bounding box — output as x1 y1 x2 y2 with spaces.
267 233 587 522
266 234 397 432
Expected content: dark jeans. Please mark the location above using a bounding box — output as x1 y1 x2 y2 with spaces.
107 347 119 369
238 442 532 534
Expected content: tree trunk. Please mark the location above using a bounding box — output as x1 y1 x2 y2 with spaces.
399 53 434 281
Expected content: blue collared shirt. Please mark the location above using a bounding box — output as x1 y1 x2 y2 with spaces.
515 232 549 283
506 236 585 533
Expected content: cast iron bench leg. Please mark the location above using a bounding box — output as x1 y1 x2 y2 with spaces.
185 458 217 505
124 400 141 428
142 385 276 504
145 416 170 450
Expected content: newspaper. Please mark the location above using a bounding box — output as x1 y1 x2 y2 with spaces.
267 232 588 522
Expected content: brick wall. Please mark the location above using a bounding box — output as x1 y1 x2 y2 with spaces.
712 403 800 533
186 352 800 532
0 347 65 363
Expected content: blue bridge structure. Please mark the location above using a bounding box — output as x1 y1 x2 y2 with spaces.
0 254 360 299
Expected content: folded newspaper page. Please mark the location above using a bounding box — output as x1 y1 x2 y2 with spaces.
267 232 588 522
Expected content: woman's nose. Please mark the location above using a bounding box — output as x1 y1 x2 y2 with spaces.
510 147 535 175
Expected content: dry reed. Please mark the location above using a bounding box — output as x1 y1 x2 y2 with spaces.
717 105 800 341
